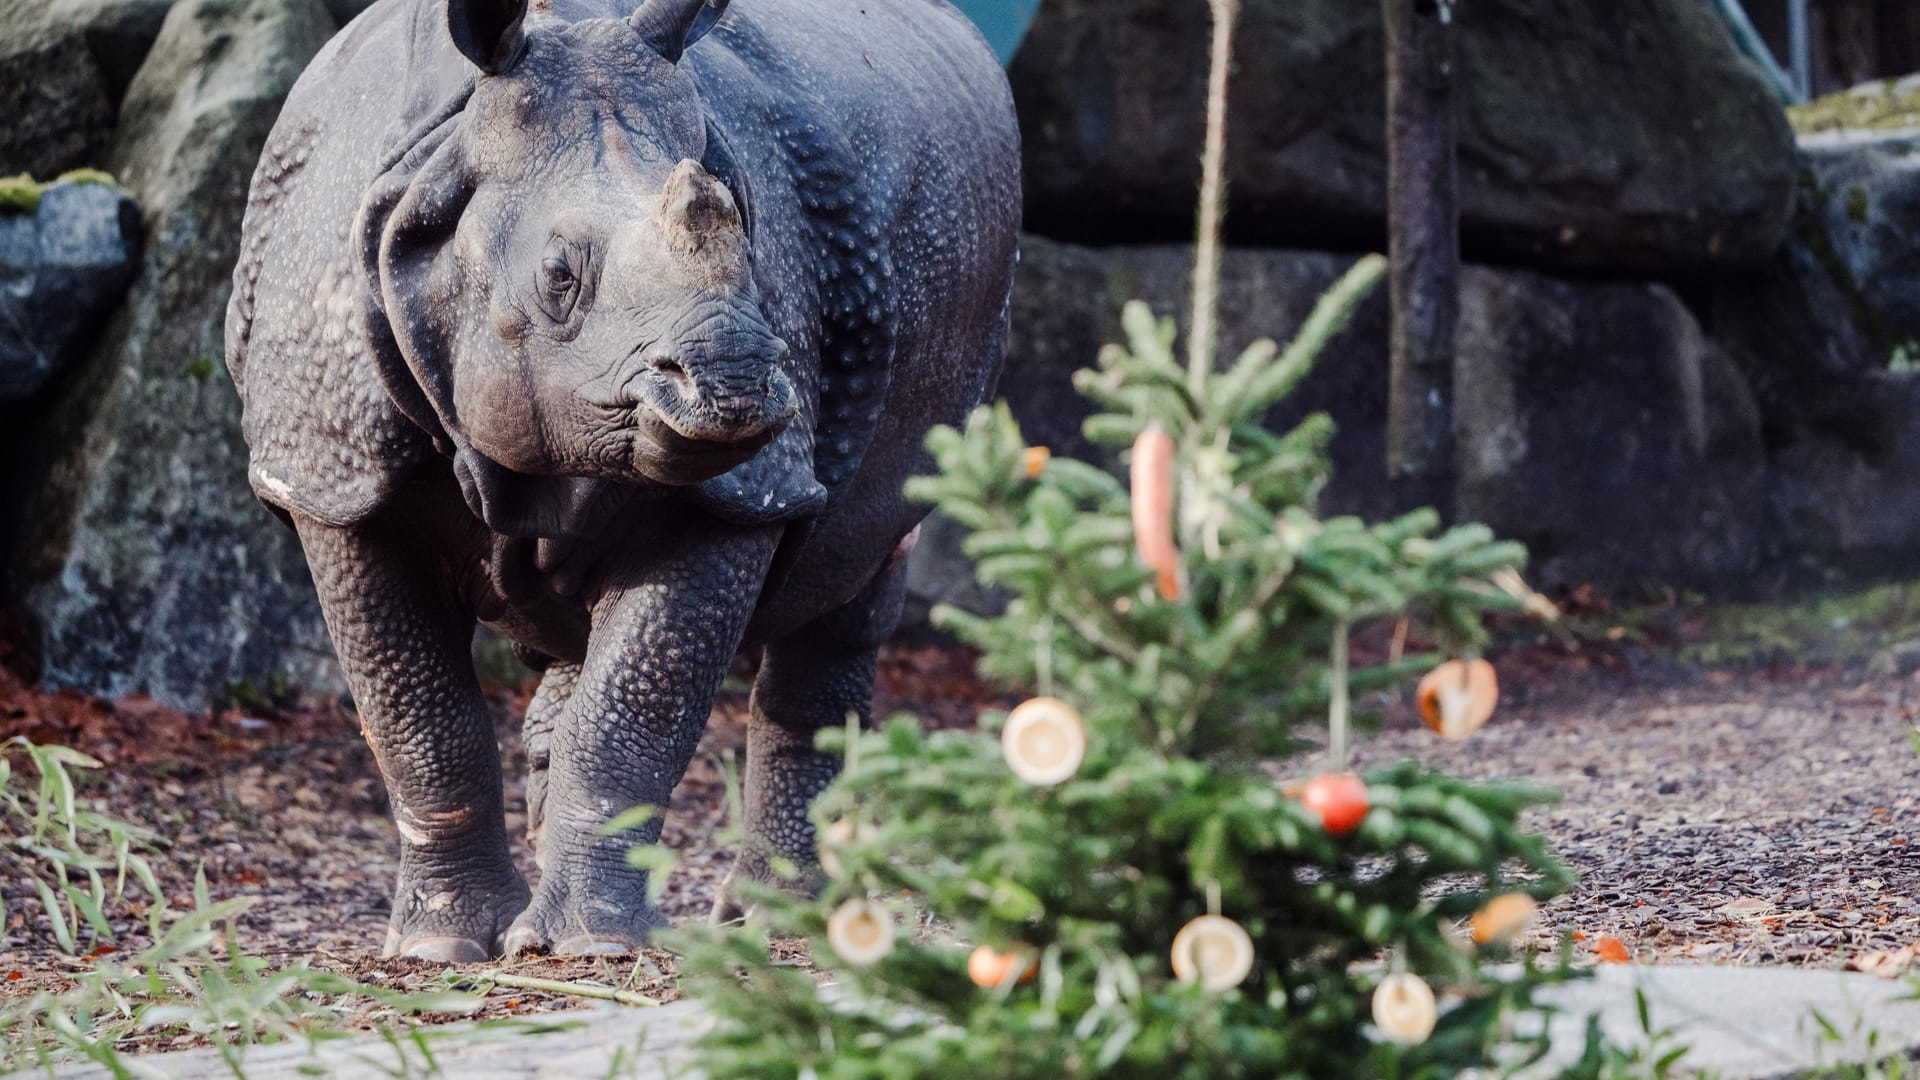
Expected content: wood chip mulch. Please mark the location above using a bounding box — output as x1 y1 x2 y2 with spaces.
4 621 1919 1038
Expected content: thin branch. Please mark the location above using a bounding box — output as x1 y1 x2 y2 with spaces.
478 972 661 1008
1329 619 1351 771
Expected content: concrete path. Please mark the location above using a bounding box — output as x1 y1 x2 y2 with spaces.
1527 965 1920 1078
52 965 1920 1079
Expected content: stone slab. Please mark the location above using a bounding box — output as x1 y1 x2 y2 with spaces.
1528 965 1920 1078
48 965 1920 1078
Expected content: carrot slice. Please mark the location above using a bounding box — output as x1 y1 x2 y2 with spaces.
1130 426 1181 600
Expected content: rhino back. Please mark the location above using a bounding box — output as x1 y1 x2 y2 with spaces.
686 0 1022 633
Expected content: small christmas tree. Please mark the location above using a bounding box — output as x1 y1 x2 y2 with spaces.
673 262 1575 1076
672 5 1577 1076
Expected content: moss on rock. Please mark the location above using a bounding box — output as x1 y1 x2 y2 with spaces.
1790 80 1920 135
54 168 120 190
0 174 41 215
0 169 123 216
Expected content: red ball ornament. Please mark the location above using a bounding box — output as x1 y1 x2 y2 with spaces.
1301 772 1370 837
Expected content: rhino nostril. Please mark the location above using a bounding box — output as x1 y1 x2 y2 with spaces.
648 354 692 391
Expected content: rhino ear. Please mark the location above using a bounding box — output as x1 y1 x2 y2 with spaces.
447 0 529 74
629 0 727 62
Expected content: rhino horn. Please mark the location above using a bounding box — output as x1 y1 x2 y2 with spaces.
657 159 745 277
629 0 729 62
446 0 529 74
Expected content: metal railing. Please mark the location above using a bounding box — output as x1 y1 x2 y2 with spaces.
1714 0 1805 103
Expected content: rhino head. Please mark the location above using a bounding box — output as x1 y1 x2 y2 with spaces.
360 0 796 491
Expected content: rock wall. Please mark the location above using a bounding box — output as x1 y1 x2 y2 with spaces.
1706 124 1920 579
974 239 1768 592
0 0 177 178
0 181 141 402
9 0 341 705
1011 0 1798 273
0 0 1914 703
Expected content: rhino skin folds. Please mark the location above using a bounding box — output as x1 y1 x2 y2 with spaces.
225 0 1019 960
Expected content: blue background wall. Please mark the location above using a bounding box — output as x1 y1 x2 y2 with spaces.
951 0 1040 64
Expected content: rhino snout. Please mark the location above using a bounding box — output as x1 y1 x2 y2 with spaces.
636 347 796 453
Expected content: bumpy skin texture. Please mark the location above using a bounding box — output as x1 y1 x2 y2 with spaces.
225 0 1019 958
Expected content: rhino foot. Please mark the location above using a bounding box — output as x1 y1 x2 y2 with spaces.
501 900 662 957
381 853 530 963
501 845 665 957
708 842 826 926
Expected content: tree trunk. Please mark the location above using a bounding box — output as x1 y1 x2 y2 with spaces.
1383 0 1459 509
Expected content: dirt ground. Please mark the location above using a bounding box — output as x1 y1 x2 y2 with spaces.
3 616 1919 1035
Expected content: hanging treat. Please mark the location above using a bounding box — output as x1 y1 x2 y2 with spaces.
1300 772 1370 837
825 898 894 967
967 944 1037 988
1469 892 1539 947
1371 971 1438 1045
1021 445 1051 478
1170 914 1254 991
817 818 878 880
1129 425 1183 600
1415 658 1499 740
1001 697 1088 786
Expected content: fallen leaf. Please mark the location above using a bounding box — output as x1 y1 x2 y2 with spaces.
1848 944 1919 978
1594 936 1630 964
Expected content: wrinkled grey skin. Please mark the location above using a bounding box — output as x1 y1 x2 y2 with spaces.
225 0 1018 960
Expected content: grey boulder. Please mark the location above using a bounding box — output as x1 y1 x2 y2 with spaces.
1795 125 1920 350
0 0 179 177
1010 0 1796 273
12 0 341 707
1765 372 1920 576
912 237 1768 620
0 181 141 401
1453 270 1765 590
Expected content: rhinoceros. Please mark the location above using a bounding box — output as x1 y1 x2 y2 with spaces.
224 0 1019 959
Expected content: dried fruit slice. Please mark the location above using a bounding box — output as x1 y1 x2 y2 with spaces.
817 818 879 880
1170 915 1254 991
1415 658 1499 740
825 898 894 966
1001 697 1088 786
1371 971 1438 1044
1469 892 1539 946
967 944 1037 988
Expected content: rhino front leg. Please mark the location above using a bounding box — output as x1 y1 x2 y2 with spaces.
503 525 781 956
712 540 912 924
295 515 530 962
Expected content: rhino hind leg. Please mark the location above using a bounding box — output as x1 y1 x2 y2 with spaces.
710 544 911 925
295 516 530 962
521 660 581 866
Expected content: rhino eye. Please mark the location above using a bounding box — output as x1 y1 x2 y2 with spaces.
536 243 580 323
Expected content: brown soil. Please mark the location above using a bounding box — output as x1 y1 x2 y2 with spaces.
0 639 1013 1033
1359 658 1920 969
3 625 1918 1036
